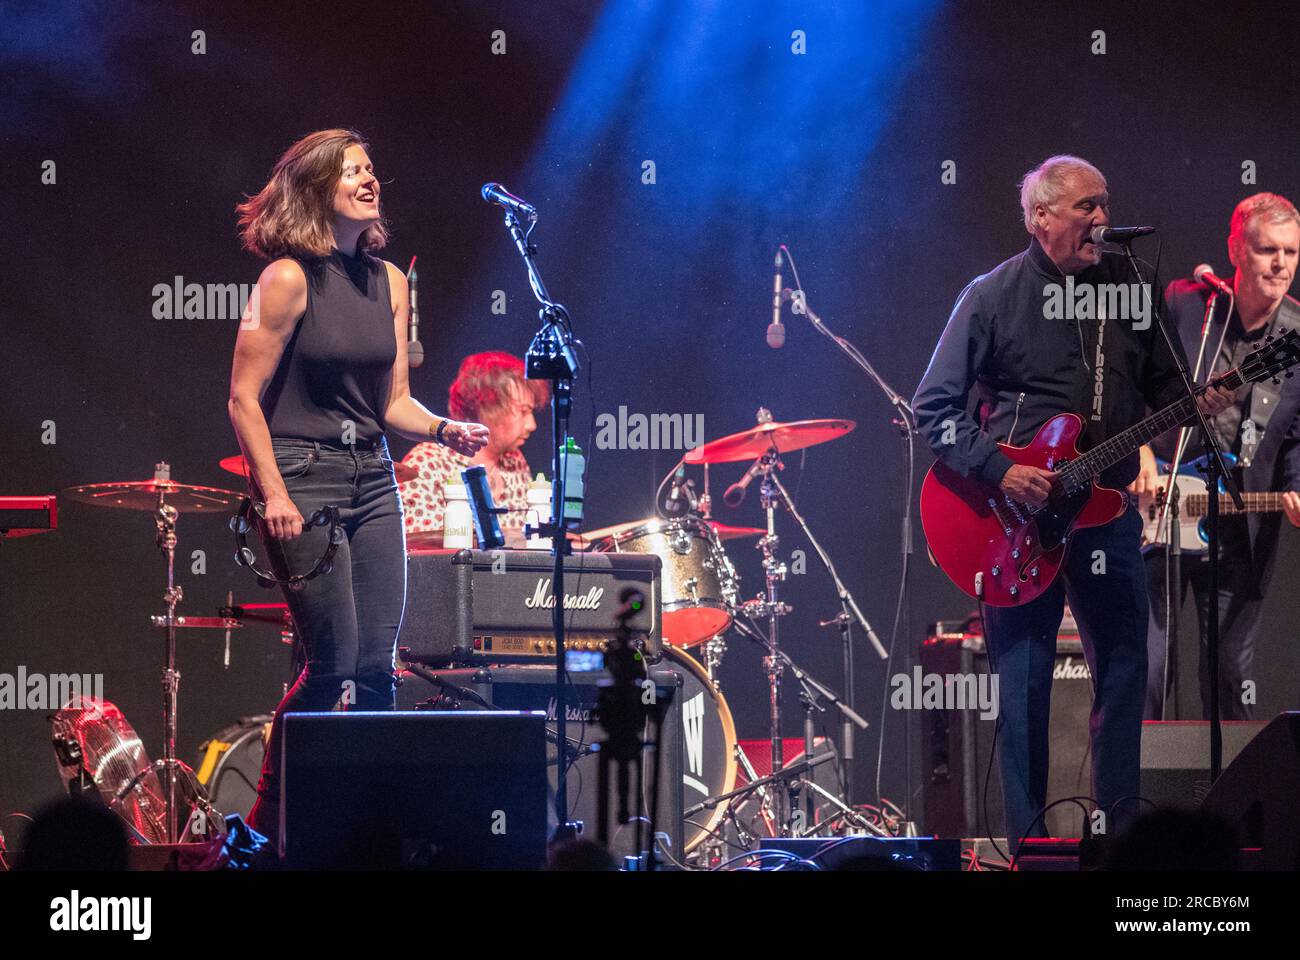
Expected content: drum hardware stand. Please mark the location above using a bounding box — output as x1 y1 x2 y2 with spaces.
748 446 793 829
756 457 882 813
731 614 871 834
147 462 217 844
701 634 728 688
685 752 834 839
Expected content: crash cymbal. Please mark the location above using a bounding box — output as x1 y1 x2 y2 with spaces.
220 453 418 484
683 418 856 464
62 480 242 513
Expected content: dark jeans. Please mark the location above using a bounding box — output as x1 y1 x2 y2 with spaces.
248 437 406 829
983 506 1148 845
1144 545 1262 721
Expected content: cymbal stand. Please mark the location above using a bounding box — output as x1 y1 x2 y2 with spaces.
149 463 214 844
748 447 793 830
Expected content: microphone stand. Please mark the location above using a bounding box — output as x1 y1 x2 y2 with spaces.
786 288 914 817
497 206 582 840
1153 291 1223 718
1122 245 1242 782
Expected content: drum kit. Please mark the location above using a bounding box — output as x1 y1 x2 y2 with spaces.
578 408 884 861
53 412 878 858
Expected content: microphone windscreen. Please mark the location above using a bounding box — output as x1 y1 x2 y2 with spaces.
766 323 785 349
408 339 424 368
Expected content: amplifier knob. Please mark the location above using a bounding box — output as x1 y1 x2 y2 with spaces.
533 640 543 652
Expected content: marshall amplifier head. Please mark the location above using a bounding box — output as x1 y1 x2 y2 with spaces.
399 548 662 666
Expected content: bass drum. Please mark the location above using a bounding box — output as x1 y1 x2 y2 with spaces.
661 645 737 853
195 716 272 819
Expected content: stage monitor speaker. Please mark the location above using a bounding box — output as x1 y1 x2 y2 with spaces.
919 633 1093 838
396 663 685 862
282 711 548 870
1139 720 1265 810
1201 711 1300 871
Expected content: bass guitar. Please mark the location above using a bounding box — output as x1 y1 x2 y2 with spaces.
1138 453 1287 553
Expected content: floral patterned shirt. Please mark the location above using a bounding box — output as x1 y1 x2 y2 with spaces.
399 443 534 533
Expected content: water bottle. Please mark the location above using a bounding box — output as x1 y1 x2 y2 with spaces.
526 473 552 550
443 481 474 549
561 438 585 522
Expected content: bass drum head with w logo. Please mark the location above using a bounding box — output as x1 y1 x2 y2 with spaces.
663 645 737 852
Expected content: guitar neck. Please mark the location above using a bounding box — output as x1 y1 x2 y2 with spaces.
1071 371 1242 481
1184 491 1287 517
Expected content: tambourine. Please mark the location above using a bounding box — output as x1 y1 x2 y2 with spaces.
230 497 343 590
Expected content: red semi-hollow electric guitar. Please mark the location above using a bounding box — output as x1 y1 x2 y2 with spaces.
920 329 1300 607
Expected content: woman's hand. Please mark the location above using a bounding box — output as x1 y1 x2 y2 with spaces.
263 492 305 540
441 420 490 457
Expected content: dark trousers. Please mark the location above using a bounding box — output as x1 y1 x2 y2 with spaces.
248 437 407 831
1143 545 1262 721
983 507 1148 845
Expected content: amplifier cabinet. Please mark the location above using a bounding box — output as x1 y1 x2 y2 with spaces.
400 549 662 665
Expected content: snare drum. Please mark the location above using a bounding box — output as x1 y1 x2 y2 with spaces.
593 516 736 648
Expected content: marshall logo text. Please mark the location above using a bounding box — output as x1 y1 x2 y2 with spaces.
524 578 605 611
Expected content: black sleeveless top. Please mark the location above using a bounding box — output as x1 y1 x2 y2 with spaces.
262 249 396 445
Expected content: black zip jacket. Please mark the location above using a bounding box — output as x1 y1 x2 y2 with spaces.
913 238 1189 490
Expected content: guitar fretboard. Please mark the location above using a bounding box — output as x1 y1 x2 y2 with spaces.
1183 492 1286 517
1062 370 1243 488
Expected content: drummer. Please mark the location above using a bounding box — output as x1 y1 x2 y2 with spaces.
399 351 548 546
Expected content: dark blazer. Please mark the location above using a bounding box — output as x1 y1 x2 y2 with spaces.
1159 279 1300 595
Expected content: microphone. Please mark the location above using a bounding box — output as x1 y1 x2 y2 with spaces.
722 457 766 507
481 182 537 221
1090 224 1156 245
665 464 689 516
407 259 423 368
460 465 506 550
768 250 786 348
1194 264 1234 297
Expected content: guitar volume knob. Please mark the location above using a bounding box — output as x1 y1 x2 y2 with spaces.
990 566 1001 577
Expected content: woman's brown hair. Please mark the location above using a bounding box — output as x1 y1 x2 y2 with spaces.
236 128 389 260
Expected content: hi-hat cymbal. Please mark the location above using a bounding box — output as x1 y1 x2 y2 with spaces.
62 480 242 513
683 418 856 464
219 453 418 484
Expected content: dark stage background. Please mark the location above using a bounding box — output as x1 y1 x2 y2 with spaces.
3 0 1298 829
